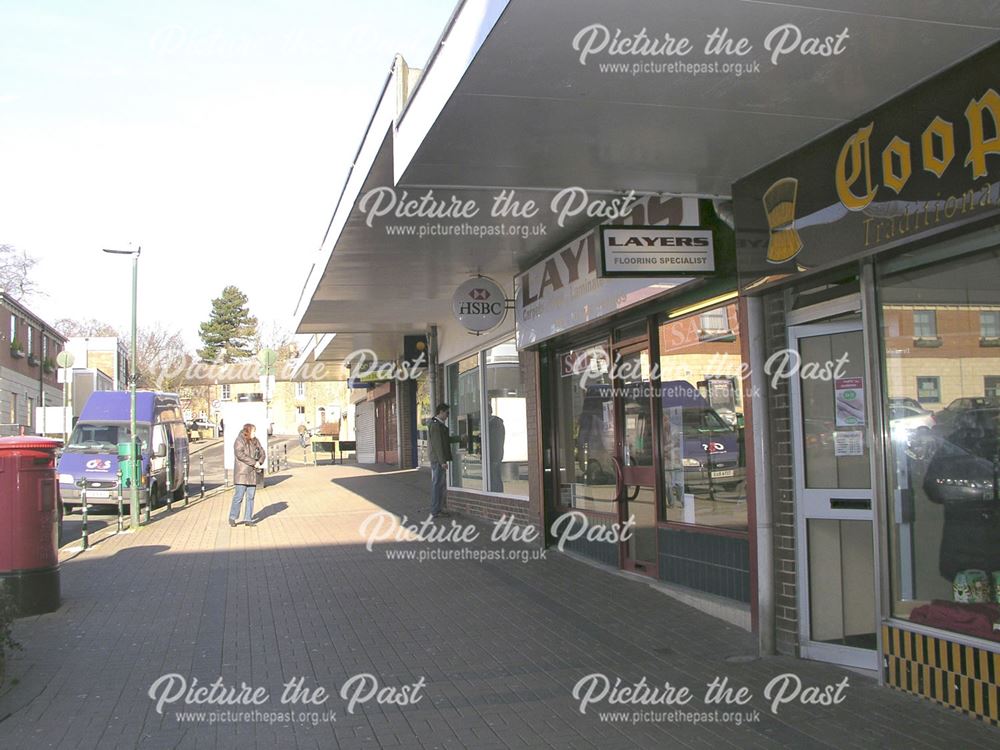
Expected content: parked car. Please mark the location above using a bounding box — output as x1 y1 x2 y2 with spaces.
933 397 1000 435
889 404 935 440
889 397 931 414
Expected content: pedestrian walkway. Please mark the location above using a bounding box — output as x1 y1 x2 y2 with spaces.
0 464 996 749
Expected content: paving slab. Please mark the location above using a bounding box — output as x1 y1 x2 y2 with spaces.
0 463 997 749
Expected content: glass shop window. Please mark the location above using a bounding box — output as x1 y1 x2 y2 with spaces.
658 302 748 530
554 342 617 513
447 354 482 490
484 339 528 497
880 245 1000 641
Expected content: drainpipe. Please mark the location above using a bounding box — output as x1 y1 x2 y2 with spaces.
748 295 775 655
427 325 439 410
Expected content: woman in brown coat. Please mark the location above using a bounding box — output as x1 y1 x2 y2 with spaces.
229 423 266 527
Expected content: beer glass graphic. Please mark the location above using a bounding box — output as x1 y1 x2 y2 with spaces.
763 177 803 263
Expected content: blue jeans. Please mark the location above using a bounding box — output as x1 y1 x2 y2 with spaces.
430 462 447 515
229 484 257 523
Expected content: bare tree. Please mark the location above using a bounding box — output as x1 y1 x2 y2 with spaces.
54 318 119 338
254 321 297 361
135 324 190 391
0 244 41 301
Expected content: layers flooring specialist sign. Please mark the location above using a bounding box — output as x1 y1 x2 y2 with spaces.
600 226 715 277
515 197 699 348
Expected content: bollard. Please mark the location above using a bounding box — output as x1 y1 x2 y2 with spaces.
184 462 189 506
145 486 151 525
200 454 205 498
117 466 124 533
80 483 89 551
283 443 287 469
312 442 317 466
303 443 307 465
166 452 173 512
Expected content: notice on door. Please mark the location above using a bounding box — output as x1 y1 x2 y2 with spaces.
834 430 864 456
834 377 865 427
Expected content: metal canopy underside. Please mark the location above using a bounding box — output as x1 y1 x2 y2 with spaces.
295 0 1000 365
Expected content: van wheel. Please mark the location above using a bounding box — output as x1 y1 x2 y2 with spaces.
173 471 188 501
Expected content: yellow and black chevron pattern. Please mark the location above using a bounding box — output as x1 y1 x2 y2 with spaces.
883 624 1000 725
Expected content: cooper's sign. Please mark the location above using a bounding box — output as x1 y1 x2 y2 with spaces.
735 42 1000 290
599 226 715 277
452 277 507 333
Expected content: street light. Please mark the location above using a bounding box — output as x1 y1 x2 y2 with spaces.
103 246 141 529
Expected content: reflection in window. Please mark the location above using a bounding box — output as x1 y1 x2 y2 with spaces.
981 311 1000 339
913 310 937 338
880 246 1000 642
485 339 528 497
555 343 616 513
659 303 747 530
447 354 482 490
916 376 940 404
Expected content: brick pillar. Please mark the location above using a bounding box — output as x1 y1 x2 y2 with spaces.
763 291 798 656
396 378 416 469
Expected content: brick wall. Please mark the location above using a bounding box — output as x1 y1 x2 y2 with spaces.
763 290 799 655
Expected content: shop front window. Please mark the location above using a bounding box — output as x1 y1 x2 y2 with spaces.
447 354 482 490
485 339 528 497
658 302 748 530
880 245 1000 641
555 342 616 513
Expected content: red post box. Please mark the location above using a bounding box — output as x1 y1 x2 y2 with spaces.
0 436 61 615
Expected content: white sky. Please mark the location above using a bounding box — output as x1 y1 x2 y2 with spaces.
0 0 457 350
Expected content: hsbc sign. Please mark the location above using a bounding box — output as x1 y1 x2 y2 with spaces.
452 277 508 333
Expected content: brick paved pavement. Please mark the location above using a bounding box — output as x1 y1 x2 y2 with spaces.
1 463 997 749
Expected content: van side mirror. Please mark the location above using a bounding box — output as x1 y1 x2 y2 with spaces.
155 444 167 458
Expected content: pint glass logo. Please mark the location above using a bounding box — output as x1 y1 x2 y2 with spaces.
762 177 803 263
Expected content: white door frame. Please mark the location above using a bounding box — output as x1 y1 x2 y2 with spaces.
788 320 879 671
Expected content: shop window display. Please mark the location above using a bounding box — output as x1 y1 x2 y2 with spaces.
658 303 748 530
880 246 1000 642
484 339 529 497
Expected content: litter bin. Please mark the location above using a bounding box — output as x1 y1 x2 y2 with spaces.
0 436 61 615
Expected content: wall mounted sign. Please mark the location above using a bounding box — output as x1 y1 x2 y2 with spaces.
734 42 1000 292
453 277 507 333
599 225 715 277
515 196 700 349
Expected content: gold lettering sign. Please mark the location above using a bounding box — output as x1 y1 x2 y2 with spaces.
835 123 876 211
965 88 1000 179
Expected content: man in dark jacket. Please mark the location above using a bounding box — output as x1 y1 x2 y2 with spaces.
428 403 452 518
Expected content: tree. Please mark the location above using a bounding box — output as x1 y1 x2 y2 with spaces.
0 244 40 301
135 324 188 391
54 318 119 338
197 286 258 363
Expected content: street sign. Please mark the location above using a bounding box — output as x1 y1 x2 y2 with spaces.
56 351 75 368
57 368 73 384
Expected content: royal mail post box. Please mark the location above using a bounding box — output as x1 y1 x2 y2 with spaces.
0 436 61 615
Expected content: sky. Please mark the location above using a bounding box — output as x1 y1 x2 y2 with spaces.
0 0 457 350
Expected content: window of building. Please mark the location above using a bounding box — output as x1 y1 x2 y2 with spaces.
8 393 16 424
27 396 34 430
980 310 1000 339
484 338 528 497
221 384 231 400
9 314 15 343
26 326 33 356
912 310 937 338
916 376 940 403
446 354 482 490
295 382 305 398
658 302 747 530
42 336 48 360
880 244 1000 641
554 341 615 513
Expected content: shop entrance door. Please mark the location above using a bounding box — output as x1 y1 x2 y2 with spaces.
788 320 878 670
375 396 398 465
613 345 658 575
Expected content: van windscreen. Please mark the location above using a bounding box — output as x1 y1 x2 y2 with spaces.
66 423 151 453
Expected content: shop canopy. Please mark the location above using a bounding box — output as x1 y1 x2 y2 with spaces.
293 0 1000 371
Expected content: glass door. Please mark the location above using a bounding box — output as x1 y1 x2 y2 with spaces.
613 345 658 574
788 320 878 670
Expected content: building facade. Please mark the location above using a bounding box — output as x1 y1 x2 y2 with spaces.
0 294 65 435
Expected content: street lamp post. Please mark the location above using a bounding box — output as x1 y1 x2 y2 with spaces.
103 246 141 529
